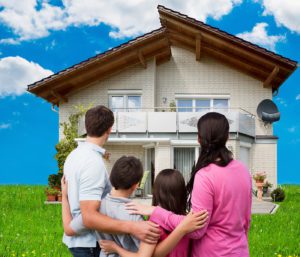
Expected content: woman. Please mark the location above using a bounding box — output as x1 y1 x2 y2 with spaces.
127 112 252 257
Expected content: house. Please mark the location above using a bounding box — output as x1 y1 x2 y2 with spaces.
28 6 297 194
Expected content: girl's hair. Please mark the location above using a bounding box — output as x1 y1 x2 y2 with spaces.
186 112 233 210
152 169 187 215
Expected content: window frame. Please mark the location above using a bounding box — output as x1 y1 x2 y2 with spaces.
109 94 142 112
176 95 230 112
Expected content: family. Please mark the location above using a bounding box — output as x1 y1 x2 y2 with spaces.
62 105 252 257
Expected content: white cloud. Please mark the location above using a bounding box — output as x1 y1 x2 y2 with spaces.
257 0 300 34
275 97 287 107
296 94 300 100
0 56 53 97
288 126 296 133
236 22 285 51
0 123 11 129
0 0 242 43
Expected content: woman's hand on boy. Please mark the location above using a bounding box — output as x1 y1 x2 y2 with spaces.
125 202 155 216
177 210 209 234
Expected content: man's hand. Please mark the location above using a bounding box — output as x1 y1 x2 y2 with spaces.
131 221 160 244
61 175 68 198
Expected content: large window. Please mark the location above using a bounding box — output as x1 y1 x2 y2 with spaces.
177 98 229 112
109 95 141 112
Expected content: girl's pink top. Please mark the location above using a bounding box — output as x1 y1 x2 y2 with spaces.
149 216 190 257
150 160 252 257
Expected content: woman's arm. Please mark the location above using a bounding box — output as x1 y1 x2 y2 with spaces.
100 211 206 257
152 211 205 257
100 240 156 257
127 172 212 240
61 176 76 236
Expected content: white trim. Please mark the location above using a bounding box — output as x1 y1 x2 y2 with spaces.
75 137 170 144
171 140 199 146
108 89 142 95
175 94 230 99
240 142 252 148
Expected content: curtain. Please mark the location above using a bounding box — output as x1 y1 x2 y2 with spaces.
174 148 195 184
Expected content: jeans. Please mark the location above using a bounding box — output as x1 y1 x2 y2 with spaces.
69 242 100 257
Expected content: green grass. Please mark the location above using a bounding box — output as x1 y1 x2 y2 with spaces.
0 185 299 257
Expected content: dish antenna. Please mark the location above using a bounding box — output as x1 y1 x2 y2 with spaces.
257 99 280 124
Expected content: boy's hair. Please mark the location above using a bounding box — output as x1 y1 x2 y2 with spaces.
110 156 144 190
85 105 114 137
152 169 187 215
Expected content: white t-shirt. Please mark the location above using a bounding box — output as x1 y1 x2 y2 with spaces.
62 142 111 248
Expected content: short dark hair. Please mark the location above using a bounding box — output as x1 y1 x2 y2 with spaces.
152 169 187 215
85 105 114 137
110 156 144 190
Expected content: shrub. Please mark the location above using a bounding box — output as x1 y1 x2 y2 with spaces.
271 187 285 202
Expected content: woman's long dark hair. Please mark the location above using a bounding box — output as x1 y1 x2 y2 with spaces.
152 169 187 215
186 112 233 210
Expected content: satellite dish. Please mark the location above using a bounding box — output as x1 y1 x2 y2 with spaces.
257 99 280 124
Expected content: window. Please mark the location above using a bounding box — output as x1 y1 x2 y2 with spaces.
109 95 141 112
177 99 193 112
176 97 229 112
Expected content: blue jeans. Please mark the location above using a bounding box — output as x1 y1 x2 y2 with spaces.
69 242 100 257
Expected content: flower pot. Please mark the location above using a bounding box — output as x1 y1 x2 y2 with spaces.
47 194 56 202
57 195 62 202
255 182 264 201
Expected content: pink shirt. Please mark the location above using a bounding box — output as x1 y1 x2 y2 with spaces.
149 217 190 257
150 160 252 257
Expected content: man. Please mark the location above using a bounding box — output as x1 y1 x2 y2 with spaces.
63 105 160 257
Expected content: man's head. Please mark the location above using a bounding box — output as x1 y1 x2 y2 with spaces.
110 156 144 192
85 105 114 140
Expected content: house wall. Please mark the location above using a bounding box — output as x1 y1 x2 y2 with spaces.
252 141 277 188
156 46 273 136
59 59 156 139
103 145 145 174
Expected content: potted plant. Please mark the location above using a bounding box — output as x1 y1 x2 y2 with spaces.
262 181 273 196
253 172 266 183
45 187 58 202
253 172 267 201
57 191 62 202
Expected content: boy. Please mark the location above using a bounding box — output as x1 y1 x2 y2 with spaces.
62 156 147 257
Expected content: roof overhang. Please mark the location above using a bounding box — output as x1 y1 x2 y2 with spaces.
27 5 297 105
28 28 171 105
157 5 297 93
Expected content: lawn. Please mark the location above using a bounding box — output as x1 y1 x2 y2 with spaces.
0 185 299 257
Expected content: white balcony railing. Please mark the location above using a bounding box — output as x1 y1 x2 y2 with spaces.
78 108 256 137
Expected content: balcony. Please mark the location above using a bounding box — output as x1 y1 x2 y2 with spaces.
78 108 256 138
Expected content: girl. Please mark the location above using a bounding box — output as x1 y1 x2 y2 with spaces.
100 169 207 257
120 112 252 257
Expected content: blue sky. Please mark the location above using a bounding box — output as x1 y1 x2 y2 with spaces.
0 0 299 185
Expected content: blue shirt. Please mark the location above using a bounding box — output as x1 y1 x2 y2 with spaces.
63 142 112 248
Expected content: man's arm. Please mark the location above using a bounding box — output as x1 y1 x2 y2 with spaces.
80 200 160 244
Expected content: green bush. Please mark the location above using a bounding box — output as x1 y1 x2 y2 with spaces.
271 187 285 202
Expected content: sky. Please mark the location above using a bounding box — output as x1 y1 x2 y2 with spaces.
0 0 299 185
